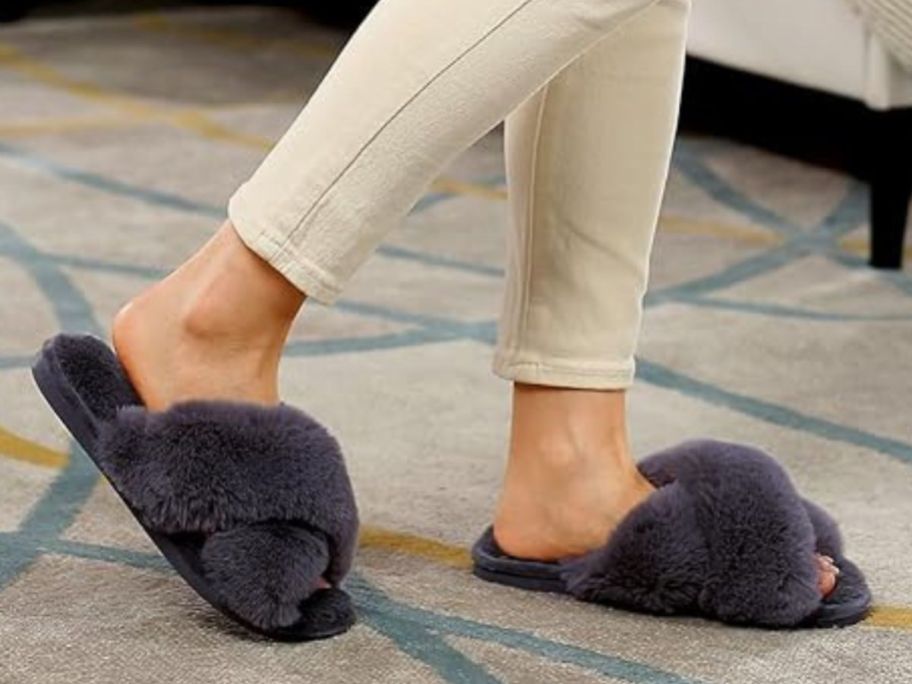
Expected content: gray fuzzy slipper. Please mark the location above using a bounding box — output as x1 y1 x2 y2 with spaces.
473 440 871 629
32 333 359 641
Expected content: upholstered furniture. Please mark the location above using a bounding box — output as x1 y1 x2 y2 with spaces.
683 0 912 268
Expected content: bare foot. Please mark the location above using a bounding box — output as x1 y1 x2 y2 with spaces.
493 384 839 597
493 385 654 560
112 222 304 411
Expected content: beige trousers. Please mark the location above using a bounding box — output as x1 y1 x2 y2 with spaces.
228 0 690 389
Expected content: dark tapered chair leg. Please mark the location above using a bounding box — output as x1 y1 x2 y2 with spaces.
868 108 912 270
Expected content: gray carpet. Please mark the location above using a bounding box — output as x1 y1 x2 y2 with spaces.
1 6 911 683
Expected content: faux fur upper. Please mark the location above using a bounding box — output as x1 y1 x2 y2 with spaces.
561 439 842 627
95 400 358 586
42 333 360 632
201 522 333 629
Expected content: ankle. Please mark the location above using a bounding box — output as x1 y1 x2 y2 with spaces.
509 382 635 472
494 456 653 560
492 383 654 560
181 223 303 341
109 224 304 410
122 222 304 349
176 280 280 350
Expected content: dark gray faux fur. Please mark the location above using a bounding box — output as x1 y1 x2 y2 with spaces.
42 334 360 632
53 333 140 422
98 400 357 630
96 400 358 587
561 439 841 627
201 522 332 629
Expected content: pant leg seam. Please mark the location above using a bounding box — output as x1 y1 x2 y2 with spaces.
515 80 551 357
275 0 542 254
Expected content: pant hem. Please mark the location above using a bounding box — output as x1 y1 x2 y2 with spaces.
492 352 635 390
229 196 343 305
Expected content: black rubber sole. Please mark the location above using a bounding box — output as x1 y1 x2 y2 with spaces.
32 336 356 642
471 564 565 594
471 528 565 594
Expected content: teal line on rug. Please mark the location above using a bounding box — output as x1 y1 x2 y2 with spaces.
647 241 814 306
0 533 169 572
0 141 502 278
673 296 912 322
0 221 105 590
0 444 98 587
45 253 167 280
375 244 504 278
647 181 871 305
48 538 171 571
0 142 226 218
0 534 38 589
15 446 97 539
816 183 872 237
0 221 101 334
0 354 31 370
284 327 467 357
352 576 704 684
0 527 699 684
637 359 912 465
354 574 501 684
672 141 795 235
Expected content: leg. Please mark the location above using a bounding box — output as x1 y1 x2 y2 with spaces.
490 1 840 599
868 108 912 269
114 0 666 410
493 0 689 560
228 0 669 303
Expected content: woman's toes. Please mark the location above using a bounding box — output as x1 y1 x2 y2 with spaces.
815 554 838 597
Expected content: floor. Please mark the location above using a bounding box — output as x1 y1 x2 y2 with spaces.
0 5 910 683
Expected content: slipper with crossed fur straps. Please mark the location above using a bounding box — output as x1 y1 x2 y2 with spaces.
32 333 360 641
472 439 871 629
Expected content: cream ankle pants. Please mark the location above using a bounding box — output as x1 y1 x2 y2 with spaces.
228 0 690 389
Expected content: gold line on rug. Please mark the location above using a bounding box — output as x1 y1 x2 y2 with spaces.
0 424 67 469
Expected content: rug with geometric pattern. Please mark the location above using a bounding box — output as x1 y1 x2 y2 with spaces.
1 6 910 683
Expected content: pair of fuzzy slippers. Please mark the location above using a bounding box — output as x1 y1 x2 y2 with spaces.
33 334 871 640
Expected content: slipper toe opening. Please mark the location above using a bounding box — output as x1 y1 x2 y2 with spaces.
201 522 335 632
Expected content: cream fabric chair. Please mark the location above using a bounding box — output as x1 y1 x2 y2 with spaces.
686 0 912 267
